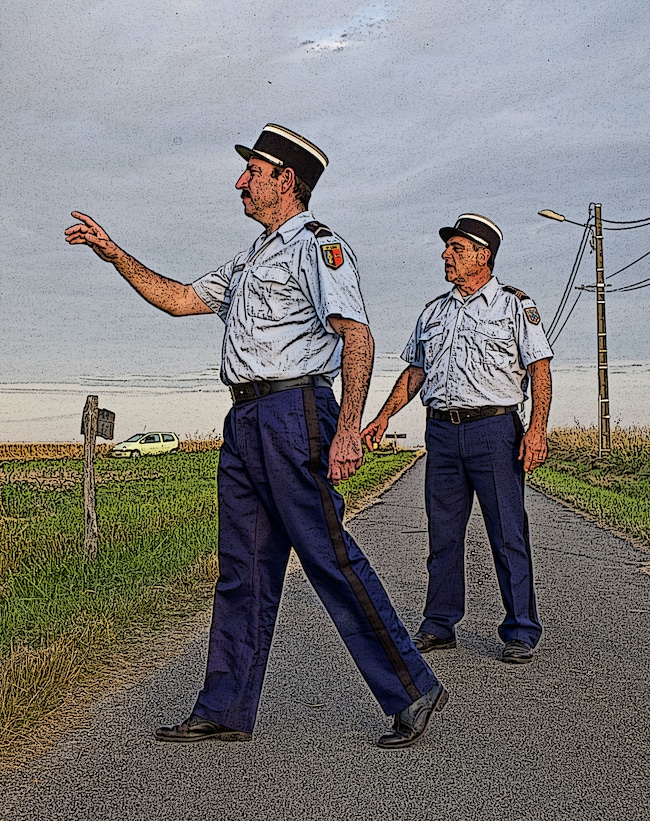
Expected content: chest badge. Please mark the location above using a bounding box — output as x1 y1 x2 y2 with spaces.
321 243 344 269
525 306 541 325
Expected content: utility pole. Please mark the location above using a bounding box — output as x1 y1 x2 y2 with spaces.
539 203 613 454
593 204 611 456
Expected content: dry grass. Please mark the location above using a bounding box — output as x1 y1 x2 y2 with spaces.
0 439 221 461
547 424 650 462
180 438 222 453
0 617 118 754
0 443 111 461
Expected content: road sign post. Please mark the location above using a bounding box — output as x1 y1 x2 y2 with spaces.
81 396 115 558
384 432 406 453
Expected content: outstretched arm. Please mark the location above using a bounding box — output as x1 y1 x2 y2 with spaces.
519 357 552 472
65 212 212 316
327 316 374 485
361 365 426 450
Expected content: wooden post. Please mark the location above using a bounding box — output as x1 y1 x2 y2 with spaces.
384 432 406 453
82 395 99 558
593 204 611 456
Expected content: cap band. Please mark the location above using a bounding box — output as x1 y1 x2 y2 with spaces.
455 213 503 241
439 213 503 261
263 124 328 167
235 123 329 190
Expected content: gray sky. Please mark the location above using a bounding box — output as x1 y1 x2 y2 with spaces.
2 0 649 383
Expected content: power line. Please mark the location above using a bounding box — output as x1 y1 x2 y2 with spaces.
610 277 650 292
541 205 650 346
549 292 582 347
547 220 591 339
602 216 650 224
602 221 650 231
606 249 650 279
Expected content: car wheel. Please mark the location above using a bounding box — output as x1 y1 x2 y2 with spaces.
170 448 179 454
131 450 141 459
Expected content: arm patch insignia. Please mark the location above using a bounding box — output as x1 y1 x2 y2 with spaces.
321 243 344 269
525 306 541 325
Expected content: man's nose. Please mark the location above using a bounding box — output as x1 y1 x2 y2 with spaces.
235 171 249 190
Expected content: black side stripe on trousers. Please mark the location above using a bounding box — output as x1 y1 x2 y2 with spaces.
301 386 422 703
514 413 538 626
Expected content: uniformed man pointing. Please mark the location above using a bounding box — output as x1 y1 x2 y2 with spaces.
362 214 553 664
65 124 447 749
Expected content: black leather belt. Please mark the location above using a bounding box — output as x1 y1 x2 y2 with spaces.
229 375 331 404
426 405 519 424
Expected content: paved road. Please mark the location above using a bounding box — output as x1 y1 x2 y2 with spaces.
2 458 649 821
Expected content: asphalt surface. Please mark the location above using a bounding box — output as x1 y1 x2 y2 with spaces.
2 458 649 821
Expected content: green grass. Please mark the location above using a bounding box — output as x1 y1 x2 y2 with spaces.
527 426 650 547
1 451 222 651
0 446 419 759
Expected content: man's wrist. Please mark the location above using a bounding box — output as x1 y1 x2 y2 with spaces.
336 423 362 436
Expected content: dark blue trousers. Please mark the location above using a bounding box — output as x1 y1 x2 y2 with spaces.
193 385 436 733
421 412 542 647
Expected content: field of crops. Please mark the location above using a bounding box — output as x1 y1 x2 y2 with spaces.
0 438 222 461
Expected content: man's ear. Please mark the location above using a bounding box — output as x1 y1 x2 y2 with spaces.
280 167 295 194
478 246 491 267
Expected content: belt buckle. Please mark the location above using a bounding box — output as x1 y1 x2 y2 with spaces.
230 383 257 403
449 409 461 425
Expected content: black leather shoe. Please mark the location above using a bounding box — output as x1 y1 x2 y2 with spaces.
501 640 533 664
376 682 449 749
412 630 456 652
154 714 252 743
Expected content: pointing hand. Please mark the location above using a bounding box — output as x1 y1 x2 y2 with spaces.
65 212 121 262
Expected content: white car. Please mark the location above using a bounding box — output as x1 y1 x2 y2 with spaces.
111 432 180 458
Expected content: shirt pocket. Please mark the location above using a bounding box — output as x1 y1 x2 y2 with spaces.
419 323 445 370
245 265 293 321
473 319 515 366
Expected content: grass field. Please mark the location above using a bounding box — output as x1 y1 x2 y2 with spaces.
527 425 650 547
0 443 418 762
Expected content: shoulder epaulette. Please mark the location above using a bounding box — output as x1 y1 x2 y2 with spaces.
304 220 333 239
425 292 449 307
503 285 529 301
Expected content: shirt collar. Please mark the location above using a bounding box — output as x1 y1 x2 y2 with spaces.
451 276 500 305
266 210 315 244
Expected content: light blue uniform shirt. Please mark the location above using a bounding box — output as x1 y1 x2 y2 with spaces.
401 277 553 409
192 211 368 385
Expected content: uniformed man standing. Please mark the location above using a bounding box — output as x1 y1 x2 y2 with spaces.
65 124 447 749
362 214 553 664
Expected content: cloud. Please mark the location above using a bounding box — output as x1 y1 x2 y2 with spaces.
300 2 397 53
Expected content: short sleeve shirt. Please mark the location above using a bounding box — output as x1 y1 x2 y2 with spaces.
192 211 368 385
401 277 553 408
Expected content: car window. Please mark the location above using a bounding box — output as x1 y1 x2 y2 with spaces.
143 434 160 443
162 434 175 442
126 434 145 442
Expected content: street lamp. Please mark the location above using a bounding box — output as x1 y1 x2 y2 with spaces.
539 204 611 456
538 210 587 228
